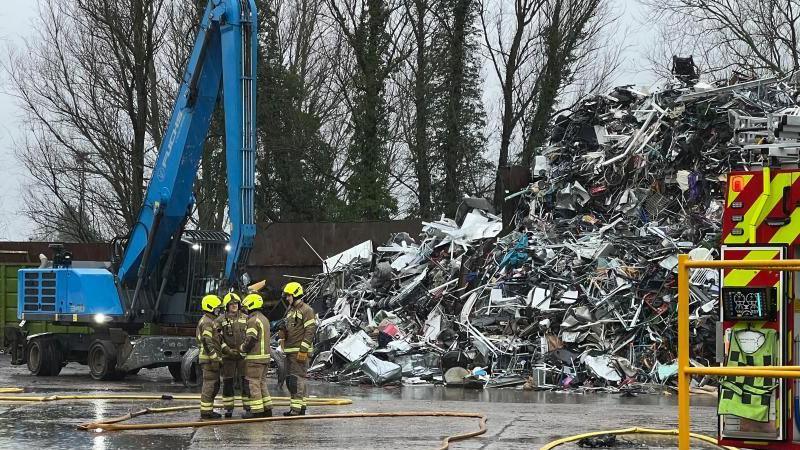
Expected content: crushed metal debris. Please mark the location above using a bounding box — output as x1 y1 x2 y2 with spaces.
296 67 800 392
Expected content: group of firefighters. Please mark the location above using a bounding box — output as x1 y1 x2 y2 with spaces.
196 281 317 419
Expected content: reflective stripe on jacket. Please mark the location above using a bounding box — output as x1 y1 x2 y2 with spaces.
196 313 221 362
243 310 271 363
282 302 317 353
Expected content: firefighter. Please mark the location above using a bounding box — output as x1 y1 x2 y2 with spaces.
197 294 223 419
216 292 247 418
279 282 317 416
239 292 273 418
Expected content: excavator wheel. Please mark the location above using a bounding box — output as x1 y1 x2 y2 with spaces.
88 339 125 381
26 337 62 376
180 347 201 388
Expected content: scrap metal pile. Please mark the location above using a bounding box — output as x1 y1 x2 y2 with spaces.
301 65 800 391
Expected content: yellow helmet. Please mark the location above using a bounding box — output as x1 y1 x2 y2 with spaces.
201 294 222 313
283 281 304 298
242 293 263 310
222 292 241 307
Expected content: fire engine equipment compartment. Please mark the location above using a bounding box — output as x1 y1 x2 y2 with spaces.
719 166 800 448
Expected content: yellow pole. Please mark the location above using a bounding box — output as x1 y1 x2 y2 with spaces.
678 254 690 450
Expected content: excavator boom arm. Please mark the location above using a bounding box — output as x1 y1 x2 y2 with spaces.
117 0 257 288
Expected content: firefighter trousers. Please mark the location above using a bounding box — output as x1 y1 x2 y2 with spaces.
286 354 308 412
243 362 272 413
200 361 221 414
221 358 246 412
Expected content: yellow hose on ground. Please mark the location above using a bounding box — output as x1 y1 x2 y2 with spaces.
0 393 350 405
540 427 739 450
2 388 487 450
79 410 487 450
0 388 23 394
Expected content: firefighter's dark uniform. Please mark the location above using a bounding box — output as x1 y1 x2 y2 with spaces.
217 311 248 415
197 312 222 417
240 309 272 415
280 300 317 414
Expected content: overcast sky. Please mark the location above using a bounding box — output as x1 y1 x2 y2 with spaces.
0 0 658 241
0 3 39 240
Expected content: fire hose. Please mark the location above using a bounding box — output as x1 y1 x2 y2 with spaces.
78 409 487 450
0 393 349 404
540 427 739 450
0 390 487 450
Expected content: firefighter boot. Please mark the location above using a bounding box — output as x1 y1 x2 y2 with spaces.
201 411 222 420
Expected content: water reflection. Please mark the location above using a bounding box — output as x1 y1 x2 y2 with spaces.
303 381 717 407
92 434 106 450
93 399 109 421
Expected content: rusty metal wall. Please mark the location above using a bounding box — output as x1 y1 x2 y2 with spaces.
0 242 110 264
498 166 532 230
1 219 423 300
245 219 422 301
247 220 422 266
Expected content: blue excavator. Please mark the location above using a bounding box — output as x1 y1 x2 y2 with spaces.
11 0 258 381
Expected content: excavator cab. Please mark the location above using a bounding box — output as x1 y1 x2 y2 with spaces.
110 230 229 326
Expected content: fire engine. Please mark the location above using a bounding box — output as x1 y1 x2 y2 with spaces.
719 112 800 447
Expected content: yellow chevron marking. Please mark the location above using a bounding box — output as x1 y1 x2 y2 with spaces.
723 249 781 287
726 168 771 244
744 168 779 242
752 172 792 228
769 207 800 244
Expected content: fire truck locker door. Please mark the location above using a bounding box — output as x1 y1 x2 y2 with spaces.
720 246 786 441
760 172 800 243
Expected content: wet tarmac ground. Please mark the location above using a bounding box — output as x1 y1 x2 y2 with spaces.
0 355 719 449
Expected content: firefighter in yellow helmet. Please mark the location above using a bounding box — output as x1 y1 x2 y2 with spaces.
197 294 223 419
239 293 273 418
215 292 247 418
279 282 317 416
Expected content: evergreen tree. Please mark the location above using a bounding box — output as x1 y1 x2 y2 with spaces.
431 0 490 217
332 0 398 221
255 0 344 222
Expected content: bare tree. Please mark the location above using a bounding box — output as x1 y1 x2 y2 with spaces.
527 0 614 164
393 0 438 217
18 131 107 241
482 0 618 206
4 0 167 241
480 0 544 190
158 0 228 229
480 0 546 207
643 0 800 78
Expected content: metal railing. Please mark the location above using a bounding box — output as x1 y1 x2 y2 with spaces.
677 255 800 449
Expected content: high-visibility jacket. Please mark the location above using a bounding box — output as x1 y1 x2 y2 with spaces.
280 301 317 354
216 311 248 358
241 310 271 364
196 313 222 363
718 327 778 422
